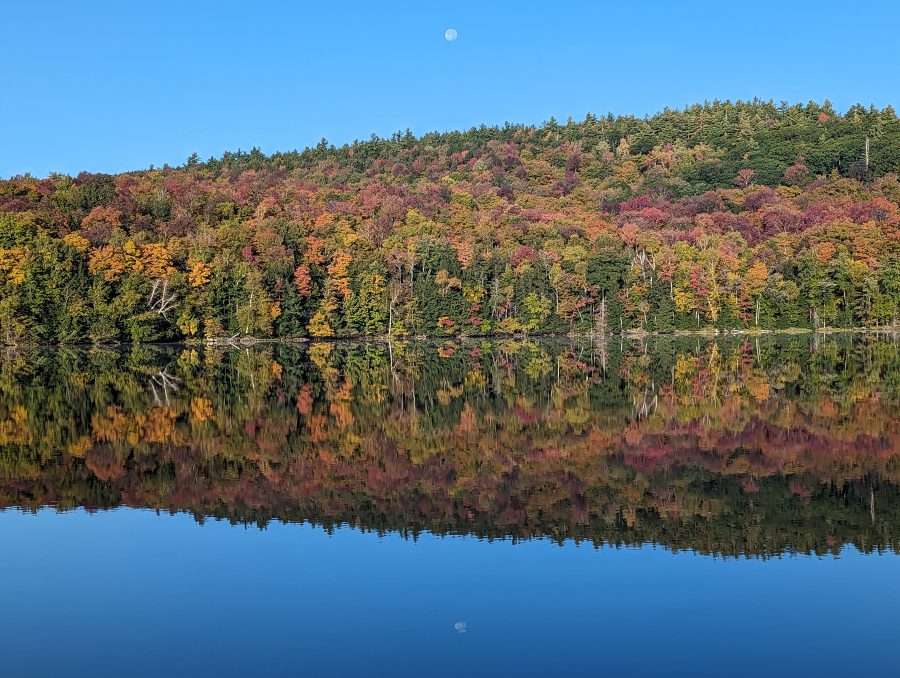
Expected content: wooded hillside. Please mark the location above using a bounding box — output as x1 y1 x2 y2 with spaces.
2 100 899 343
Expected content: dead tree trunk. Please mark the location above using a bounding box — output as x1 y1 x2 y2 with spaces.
147 279 178 319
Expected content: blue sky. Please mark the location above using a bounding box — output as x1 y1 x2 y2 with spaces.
2 0 899 177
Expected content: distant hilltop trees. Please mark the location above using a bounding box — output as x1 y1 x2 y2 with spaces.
1 99 899 344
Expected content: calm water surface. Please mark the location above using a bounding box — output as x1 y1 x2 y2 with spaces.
1 335 899 676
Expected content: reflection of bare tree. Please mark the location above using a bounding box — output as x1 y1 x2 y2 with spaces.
386 339 403 391
246 347 256 391
589 333 608 374
204 333 244 349
632 386 658 420
591 294 608 338
149 367 181 405
2 344 21 362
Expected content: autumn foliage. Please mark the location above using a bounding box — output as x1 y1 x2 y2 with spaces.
2 100 900 344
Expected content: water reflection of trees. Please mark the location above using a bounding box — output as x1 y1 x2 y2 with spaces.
1 335 899 557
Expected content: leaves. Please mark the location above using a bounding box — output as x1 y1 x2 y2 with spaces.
293 264 313 296
188 259 211 288
2 99 900 344
88 245 126 281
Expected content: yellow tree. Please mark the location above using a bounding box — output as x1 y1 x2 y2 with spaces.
328 250 353 300
88 245 126 281
188 259 212 288
141 243 175 279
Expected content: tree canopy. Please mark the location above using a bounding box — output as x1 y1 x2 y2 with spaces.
2 100 900 343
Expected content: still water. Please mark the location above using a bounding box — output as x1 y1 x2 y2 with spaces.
1 335 898 676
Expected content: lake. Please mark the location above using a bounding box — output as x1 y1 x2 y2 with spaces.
1 335 899 676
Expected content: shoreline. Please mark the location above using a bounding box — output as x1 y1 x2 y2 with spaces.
4 325 899 350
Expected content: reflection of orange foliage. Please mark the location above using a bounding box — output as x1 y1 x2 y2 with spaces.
457 403 477 434
92 405 176 445
92 405 128 443
747 375 770 402
270 361 283 380
789 479 812 498
329 401 354 429
817 398 838 419
437 384 463 406
438 344 456 358
623 425 643 447
0 405 31 445
307 414 329 443
142 407 177 444
85 447 125 481
67 436 92 458
190 398 213 424
296 385 313 415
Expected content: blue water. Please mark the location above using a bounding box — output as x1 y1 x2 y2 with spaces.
1 508 897 677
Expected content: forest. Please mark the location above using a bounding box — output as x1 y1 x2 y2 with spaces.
2 335 899 556
1 100 900 344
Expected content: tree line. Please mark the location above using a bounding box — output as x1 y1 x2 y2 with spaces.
2 99 900 344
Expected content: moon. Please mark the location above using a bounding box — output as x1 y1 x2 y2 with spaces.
444 28 458 42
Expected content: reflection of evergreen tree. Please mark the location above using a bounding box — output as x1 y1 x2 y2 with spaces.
0 335 899 557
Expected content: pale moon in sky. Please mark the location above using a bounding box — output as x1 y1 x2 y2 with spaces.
444 28 458 42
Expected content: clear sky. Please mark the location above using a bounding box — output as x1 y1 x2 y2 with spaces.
2 0 899 178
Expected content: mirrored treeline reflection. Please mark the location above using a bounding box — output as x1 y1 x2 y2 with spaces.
1 334 899 557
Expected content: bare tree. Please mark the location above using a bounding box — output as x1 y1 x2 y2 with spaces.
147 279 178 319
387 280 402 337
